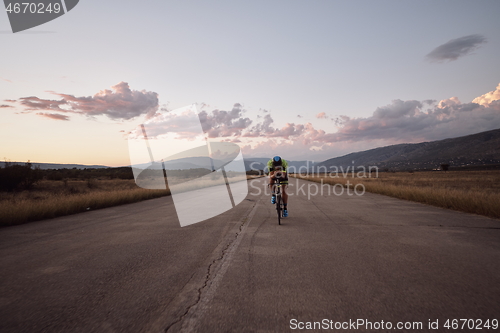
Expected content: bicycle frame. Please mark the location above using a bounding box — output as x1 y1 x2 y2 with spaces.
273 179 283 225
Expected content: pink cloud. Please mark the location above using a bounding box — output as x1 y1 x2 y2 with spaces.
138 103 254 141
250 84 500 148
36 113 70 121
199 103 252 138
14 82 158 121
438 97 461 109
224 84 500 150
141 83 500 152
20 96 68 111
472 83 500 106
200 83 500 159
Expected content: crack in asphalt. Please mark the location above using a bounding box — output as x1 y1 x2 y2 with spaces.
164 199 260 332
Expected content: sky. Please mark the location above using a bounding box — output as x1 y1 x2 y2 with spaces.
1 0 500 166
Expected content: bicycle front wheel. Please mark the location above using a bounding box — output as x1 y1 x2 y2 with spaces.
276 194 281 225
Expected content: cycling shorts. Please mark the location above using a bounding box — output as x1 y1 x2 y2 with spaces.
271 173 288 184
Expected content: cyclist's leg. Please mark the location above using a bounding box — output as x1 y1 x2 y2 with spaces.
269 176 276 204
281 172 289 204
282 185 288 204
282 184 289 217
269 176 275 188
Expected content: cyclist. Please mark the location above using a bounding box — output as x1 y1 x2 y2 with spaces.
267 156 289 217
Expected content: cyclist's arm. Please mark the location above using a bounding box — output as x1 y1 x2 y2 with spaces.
267 159 274 178
282 159 289 173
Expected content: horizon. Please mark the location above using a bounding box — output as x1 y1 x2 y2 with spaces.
3 125 499 168
2 1 500 166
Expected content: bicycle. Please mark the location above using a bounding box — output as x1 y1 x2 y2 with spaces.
272 178 284 225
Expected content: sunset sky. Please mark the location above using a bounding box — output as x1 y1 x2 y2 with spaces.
1 1 500 166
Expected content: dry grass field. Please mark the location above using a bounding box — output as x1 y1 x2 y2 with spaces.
0 175 264 226
293 170 500 219
0 179 170 226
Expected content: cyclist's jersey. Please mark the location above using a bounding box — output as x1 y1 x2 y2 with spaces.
267 158 288 172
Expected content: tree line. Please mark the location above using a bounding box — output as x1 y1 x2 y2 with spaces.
0 162 255 192
0 162 134 192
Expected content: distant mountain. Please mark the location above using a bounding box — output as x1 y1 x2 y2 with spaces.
0 158 314 173
316 128 500 171
0 162 108 170
244 158 317 172
134 156 243 171
9 129 497 173
132 157 213 171
244 159 266 172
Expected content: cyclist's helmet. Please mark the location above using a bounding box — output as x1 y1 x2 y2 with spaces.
272 156 282 165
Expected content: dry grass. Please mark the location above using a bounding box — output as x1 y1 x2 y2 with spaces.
0 179 170 226
292 171 500 219
1 176 263 226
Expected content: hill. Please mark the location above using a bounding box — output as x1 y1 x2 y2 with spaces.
316 128 500 171
0 162 108 170
243 158 316 172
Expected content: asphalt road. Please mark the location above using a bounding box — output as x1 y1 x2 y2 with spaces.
1 177 499 332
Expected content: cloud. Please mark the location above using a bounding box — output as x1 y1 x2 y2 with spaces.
0 104 13 108
140 103 310 142
437 97 461 109
14 82 158 120
138 108 207 141
121 81 500 161
127 103 250 142
472 83 500 106
287 84 498 145
138 83 500 159
325 94 500 143
20 96 68 111
0 77 12 83
426 34 487 62
199 103 253 138
36 113 70 121
220 83 500 159
373 100 422 119
332 115 350 127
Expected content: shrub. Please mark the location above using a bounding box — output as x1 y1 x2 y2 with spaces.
441 163 450 171
0 161 43 191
